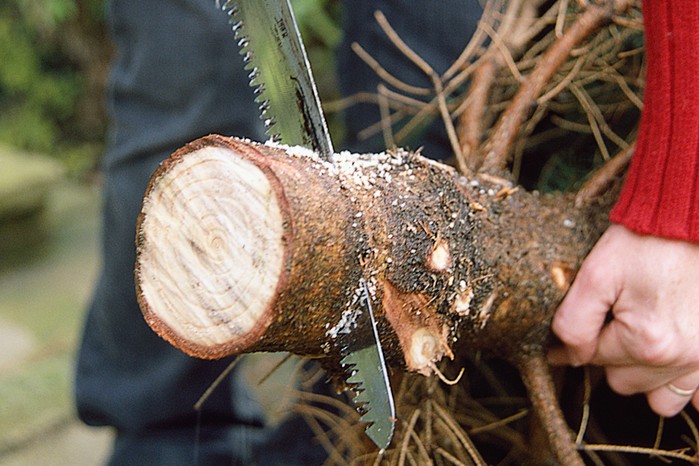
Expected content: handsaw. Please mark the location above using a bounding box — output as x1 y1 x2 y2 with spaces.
337 278 396 449
222 0 396 449
223 0 333 158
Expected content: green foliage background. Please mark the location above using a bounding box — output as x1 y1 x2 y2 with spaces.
0 0 111 176
0 0 341 177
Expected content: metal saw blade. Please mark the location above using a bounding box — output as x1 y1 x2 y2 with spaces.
339 279 396 450
222 0 334 159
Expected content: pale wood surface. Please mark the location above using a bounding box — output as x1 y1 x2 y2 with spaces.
137 146 285 350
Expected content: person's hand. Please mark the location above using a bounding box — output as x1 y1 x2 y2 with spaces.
549 224 699 417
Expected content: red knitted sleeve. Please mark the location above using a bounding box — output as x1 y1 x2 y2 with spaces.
609 0 699 242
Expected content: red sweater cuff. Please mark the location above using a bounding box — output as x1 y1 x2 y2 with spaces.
610 0 699 242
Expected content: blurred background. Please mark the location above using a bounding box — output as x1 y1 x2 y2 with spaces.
0 0 340 464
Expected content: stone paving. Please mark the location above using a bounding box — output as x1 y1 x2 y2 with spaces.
0 179 112 465
0 167 311 465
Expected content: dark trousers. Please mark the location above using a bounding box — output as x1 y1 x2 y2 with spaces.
74 1 322 464
339 0 483 159
75 0 481 464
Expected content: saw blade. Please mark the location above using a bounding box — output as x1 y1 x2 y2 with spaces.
222 0 334 159
339 279 396 450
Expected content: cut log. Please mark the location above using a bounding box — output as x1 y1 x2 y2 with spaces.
135 135 620 465
137 134 490 369
136 138 291 358
136 135 613 370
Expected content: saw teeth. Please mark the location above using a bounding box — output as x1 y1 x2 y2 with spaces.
336 280 396 449
354 392 373 407
346 369 364 386
346 388 373 417
221 1 236 13
225 1 283 142
341 362 374 415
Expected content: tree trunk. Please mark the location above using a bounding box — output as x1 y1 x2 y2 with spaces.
135 135 621 464
134 0 642 461
137 134 612 368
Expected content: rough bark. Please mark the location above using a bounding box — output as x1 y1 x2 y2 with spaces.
135 135 623 465
137 134 613 366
